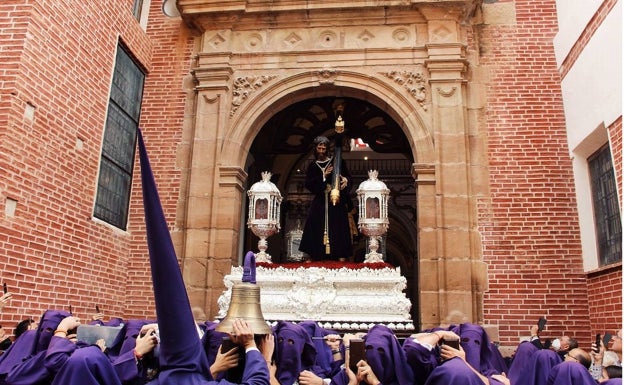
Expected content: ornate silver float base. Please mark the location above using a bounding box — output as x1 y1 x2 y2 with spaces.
217 265 415 332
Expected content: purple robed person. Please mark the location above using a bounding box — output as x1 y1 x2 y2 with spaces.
603 379 623 385
403 336 439 385
5 310 70 385
111 319 155 384
546 361 597 385
138 129 269 385
507 341 540 384
450 323 502 377
273 321 322 385
364 324 414 385
50 345 122 385
514 349 561 385
0 330 37 384
332 325 414 385
424 356 486 385
298 321 340 378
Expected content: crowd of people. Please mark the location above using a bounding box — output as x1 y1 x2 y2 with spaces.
0 292 621 385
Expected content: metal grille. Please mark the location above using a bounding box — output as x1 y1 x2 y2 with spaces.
94 45 144 230
589 144 622 266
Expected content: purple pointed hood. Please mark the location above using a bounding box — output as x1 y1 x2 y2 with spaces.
138 129 211 382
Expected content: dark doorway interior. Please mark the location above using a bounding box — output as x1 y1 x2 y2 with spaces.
243 96 420 324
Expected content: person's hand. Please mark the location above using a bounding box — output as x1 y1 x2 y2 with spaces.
230 319 256 350
96 338 106 352
342 332 365 347
135 326 158 356
324 334 342 351
356 361 380 385
491 372 511 385
439 342 465 362
258 333 275 363
299 370 324 385
530 325 539 337
339 176 348 190
344 364 358 385
325 164 334 178
57 316 81 334
0 293 12 312
210 345 240 378
590 339 605 363
92 312 105 322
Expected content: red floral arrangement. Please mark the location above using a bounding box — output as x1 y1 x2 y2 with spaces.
256 261 393 270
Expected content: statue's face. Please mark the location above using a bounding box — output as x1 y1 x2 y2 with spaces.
315 143 328 159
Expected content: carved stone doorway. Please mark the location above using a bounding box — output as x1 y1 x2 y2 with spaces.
242 96 420 324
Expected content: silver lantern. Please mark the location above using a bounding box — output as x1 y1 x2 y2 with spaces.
356 170 390 263
247 171 282 263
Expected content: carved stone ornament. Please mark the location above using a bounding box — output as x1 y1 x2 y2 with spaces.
315 68 337 84
382 70 427 110
230 75 278 116
217 265 414 331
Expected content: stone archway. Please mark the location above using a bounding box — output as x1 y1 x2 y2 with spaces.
179 2 489 330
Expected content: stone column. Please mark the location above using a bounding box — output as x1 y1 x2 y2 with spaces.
417 7 487 328
183 57 246 318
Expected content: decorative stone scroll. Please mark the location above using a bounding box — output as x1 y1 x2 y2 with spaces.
382 70 427 109
217 264 415 332
230 75 278 116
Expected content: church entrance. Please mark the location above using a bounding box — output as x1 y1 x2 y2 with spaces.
242 96 420 324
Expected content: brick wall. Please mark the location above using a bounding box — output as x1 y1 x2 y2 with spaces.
0 0 153 327
609 117 622 207
476 0 591 346
587 263 623 335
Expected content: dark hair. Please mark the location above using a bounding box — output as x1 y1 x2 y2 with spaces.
576 353 591 369
14 319 33 338
605 365 622 379
568 338 579 350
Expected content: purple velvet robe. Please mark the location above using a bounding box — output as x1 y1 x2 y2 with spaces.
546 361 598 385
273 321 321 385
0 330 37 380
363 324 414 385
299 321 338 378
515 348 562 385
423 357 486 385
50 345 122 385
508 341 540 384
450 323 502 376
403 337 439 385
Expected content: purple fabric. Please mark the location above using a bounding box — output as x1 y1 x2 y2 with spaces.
402 337 439 385
273 321 318 385
139 130 269 385
451 323 500 376
298 321 337 377
515 348 562 385
242 251 256 284
508 341 540 384
44 336 78 373
0 330 37 376
35 310 71 354
424 357 486 385
50 345 122 385
603 379 623 385
546 361 598 385
138 130 212 383
5 350 50 385
363 324 414 385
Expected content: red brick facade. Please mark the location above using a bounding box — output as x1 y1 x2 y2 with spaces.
0 0 620 348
